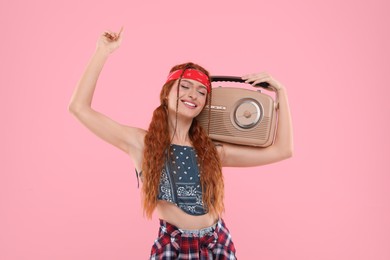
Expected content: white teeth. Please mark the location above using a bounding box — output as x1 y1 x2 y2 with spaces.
183 101 196 107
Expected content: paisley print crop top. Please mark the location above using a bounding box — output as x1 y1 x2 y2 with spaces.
158 144 207 215
136 144 207 216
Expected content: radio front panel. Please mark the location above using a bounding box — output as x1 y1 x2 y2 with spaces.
196 87 277 147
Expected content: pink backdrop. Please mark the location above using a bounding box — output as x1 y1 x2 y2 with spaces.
1 0 389 259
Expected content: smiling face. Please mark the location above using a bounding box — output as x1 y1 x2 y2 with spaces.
167 78 208 119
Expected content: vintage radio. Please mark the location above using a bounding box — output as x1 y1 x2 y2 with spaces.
196 76 278 147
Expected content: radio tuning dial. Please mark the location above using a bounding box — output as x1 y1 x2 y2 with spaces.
233 99 262 129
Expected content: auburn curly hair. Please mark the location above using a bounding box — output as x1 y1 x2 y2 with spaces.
141 62 224 219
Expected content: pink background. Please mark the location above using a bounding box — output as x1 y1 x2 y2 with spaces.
1 0 389 259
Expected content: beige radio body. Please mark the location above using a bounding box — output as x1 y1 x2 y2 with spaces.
196 87 277 147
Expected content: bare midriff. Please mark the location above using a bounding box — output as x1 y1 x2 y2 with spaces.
156 200 218 230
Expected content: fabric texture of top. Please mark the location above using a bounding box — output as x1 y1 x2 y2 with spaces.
158 144 207 215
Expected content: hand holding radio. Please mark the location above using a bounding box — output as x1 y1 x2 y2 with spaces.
241 72 284 92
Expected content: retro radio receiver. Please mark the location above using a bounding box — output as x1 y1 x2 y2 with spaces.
196 76 278 147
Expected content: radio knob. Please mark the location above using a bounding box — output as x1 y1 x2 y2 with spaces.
233 99 262 129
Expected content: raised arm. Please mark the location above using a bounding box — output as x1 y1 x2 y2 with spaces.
217 72 293 167
68 28 145 170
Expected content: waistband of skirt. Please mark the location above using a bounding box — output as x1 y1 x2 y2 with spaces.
159 218 223 237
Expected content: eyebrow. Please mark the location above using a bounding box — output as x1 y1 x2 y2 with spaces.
181 79 194 85
181 79 207 90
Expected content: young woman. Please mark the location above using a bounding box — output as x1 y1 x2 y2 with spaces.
68 28 293 259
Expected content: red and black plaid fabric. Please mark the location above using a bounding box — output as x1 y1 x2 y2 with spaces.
150 218 237 259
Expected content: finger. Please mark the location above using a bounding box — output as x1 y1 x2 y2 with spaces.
244 79 255 84
104 29 115 35
241 73 258 79
242 72 269 80
113 28 122 41
118 26 124 36
244 75 268 84
254 75 273 83
247 75 273 86
251 79 269 86
103 31 115 40
111 27 124 41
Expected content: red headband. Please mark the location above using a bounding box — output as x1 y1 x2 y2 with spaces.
166 69 211 93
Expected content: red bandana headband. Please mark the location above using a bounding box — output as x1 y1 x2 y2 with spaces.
166 69 211 93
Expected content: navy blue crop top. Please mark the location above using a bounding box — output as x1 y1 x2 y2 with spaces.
158 144 207 215
136 144 207 216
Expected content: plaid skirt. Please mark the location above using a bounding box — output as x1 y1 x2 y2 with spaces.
150 218 237 259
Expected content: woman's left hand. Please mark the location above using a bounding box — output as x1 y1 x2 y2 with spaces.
218 71 293 167
242 72 284 92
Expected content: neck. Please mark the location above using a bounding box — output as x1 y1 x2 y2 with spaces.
168 113 193 146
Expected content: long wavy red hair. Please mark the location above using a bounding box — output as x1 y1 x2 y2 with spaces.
141 62 224 219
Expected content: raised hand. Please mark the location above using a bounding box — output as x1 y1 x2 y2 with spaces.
96 26 124 54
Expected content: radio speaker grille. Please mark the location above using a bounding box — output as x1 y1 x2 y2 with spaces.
197 110 270 142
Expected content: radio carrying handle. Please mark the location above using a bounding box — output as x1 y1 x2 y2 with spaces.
210 76 279 110
210 76 270 88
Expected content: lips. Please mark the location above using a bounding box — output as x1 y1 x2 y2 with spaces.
181 100 197 109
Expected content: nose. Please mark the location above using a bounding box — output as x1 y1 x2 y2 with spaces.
188 87 198 100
